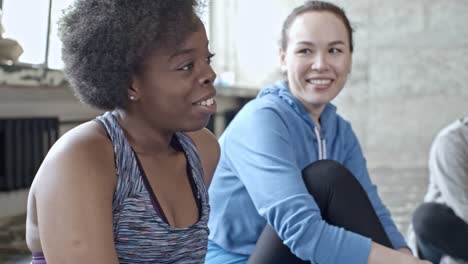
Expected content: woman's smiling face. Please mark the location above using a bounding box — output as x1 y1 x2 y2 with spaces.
281 11 352 116
131 22 217 132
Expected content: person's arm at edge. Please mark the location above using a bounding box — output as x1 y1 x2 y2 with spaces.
33 123 119 263
368 242 430 264
429 126 468 222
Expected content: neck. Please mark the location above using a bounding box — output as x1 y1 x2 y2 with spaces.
310 111 321 130
113 109 175 156
300 100 325 130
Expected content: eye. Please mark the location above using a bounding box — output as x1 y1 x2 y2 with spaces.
178 62 194 71
297 48 312 54
329 47 343 54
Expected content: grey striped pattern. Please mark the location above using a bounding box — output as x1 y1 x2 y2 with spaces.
97 112 209 264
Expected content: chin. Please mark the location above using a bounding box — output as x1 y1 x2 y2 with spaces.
310 94 336 105
179 118 211 132
305 97 329 106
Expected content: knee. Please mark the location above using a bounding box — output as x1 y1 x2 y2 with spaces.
413 202 453 238
302 160 359 191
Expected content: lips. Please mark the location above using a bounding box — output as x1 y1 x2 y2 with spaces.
193 91 216 108
195 97 215 106
306 78 334 85
306 79 332 85
192 91 216 105
193 94 217 115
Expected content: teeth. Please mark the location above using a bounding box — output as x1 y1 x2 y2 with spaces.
307 79 332 85
196 97 214 106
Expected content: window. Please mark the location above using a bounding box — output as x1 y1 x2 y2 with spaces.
2 0 73 69
1 0 210 70
48 0 76 69
2 0 50 66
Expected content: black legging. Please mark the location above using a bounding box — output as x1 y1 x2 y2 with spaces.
413 202 468 263
247 160 392 264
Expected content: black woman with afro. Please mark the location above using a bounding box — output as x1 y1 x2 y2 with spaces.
25 0 220 263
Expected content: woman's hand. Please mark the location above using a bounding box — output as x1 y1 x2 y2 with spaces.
397 248 413 255
368 242 433 264
416 260 432 264
397 248 432 264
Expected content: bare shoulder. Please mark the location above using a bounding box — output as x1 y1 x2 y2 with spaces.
31 120 116 203
186 128 220 187
27 120 119 261
186 128 219 152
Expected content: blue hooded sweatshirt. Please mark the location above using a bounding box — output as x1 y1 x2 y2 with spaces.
206 81 407 264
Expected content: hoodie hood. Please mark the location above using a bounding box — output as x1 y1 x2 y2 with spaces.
258 80 338 138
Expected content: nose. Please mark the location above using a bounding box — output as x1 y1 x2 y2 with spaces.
199 65 217 86
311 53 329 72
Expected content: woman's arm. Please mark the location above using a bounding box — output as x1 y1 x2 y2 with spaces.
225 107 372 264
342 123 408 249
342 124 431 263
368 242 431 264
32 122 119 263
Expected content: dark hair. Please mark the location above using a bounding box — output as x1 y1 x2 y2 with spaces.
280 0 354 52
59 0 203 110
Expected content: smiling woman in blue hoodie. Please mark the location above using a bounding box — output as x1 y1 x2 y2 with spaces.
205 1 431 264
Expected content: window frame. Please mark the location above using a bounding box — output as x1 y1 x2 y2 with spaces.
1 0 53 69
0 0 62 87
0 0 211 87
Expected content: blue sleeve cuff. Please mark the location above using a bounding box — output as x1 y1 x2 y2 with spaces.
335 233 371 264
384 226 408 249
391 235 409 250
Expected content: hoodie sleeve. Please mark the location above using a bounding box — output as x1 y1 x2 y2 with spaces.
342 123 408 249
429 125 468 222
224 106 371 264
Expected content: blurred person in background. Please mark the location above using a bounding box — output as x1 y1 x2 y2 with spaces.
408 117 468 264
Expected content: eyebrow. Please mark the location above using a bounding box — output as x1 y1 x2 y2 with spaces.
168 48 196 61
296 40 346 46
168 40 210 61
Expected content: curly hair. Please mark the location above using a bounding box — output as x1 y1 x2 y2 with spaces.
59 0 203 110
281 1 354 52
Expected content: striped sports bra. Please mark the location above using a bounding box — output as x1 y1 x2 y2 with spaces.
32 111 210 263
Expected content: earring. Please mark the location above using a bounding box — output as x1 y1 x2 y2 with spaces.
129 95 136 101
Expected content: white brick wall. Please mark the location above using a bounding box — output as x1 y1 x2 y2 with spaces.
210 0 468 169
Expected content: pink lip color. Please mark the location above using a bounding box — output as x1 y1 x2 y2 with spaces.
307 81 332 91
314 84 330 90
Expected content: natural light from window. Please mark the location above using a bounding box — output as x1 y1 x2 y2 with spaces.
2 0 50 65
48 0 75 69
2 0 74 69
2 0 210 70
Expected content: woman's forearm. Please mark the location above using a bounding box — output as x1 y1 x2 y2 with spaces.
367 242 432 264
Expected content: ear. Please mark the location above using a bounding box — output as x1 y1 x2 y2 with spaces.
348 55 353 75
128 76 141 101
279 48 287 73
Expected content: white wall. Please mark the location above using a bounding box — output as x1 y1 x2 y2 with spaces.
210 0 468 169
